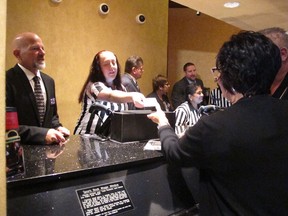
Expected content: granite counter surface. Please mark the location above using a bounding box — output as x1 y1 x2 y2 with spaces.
7 135 164 187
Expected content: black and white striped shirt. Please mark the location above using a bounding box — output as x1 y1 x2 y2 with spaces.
209 87 231 108
175 101 201 136
74 82 127 135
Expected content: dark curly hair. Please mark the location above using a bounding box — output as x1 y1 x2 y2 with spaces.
78 50 122 103
216 31 281 97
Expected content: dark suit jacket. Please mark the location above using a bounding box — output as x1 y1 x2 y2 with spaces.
121 73 140 93
121 73 140 110
6 64 62 144
171 77 204 108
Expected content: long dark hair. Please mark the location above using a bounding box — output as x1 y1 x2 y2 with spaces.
78 50 122 103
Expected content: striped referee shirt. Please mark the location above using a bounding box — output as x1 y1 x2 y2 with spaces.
175 101 201 136
209 87 231 108
74 82 127 135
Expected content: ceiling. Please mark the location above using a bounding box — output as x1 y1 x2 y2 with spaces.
170 0 288 31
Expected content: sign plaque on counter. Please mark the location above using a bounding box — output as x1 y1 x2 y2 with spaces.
76 181 134 216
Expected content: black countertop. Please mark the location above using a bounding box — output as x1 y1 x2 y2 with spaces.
7 135 164 187
7 135 199 216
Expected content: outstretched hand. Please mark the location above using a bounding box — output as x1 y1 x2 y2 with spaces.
132 92 145 108
147 102 168 125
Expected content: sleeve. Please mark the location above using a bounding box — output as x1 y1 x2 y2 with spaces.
159 121 204 168
50 79 62 129
175 105 188 135
17 125 49 145
91 82 111 98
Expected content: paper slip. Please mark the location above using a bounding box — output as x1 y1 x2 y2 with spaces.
144 139 161 151
143 97 158 107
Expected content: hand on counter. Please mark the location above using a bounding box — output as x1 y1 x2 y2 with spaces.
45 128 69 145
57 126 70 137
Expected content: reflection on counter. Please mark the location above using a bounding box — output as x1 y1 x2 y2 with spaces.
6 130 24 177
7 135 164 186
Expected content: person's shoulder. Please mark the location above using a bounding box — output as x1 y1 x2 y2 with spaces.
121 73 130 83
173 77 186 87
176 101 189 110
6 64 19 75
146 92 156 98
40 71 54 82
196 78 204 85
121 73 130 79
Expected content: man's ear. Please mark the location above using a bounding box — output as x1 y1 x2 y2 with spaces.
13 49 20 59
280 47 288 62
131 66 137 74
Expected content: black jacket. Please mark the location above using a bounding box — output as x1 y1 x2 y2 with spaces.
6 64 62 144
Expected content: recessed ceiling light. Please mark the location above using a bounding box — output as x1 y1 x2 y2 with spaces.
224 2 240 8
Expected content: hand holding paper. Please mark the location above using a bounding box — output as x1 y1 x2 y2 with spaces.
147 99 169 126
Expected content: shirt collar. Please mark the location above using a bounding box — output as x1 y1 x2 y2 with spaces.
18 63 41 81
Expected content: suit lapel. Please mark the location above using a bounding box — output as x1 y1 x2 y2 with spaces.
40 72 50 124
15 65 40 119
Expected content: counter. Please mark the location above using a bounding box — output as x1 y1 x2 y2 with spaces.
7 135 198 216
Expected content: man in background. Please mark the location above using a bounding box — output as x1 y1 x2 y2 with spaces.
122 55 144 109
6 32 70 145
259 27 288 100
171 62 204 108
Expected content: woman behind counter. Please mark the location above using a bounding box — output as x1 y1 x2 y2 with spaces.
147 31 288 215
174 83 203 137
74 50 145 135
146 74 173 112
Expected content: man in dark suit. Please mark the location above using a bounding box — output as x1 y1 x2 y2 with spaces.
171 62 204 108
121 55 144 109
6 32 70 145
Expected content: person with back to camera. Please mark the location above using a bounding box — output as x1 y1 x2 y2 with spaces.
74 50 145 135
6 32 70 145
171 62 204 109
174 82 203 137
146 74 174 111
258 27 288 100
147 31 288 215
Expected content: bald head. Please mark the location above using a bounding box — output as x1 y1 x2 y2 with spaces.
259 27 288 50
12 32 46 74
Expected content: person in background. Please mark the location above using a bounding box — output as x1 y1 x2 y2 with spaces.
171 62 204 109
147 31 288 215
259 27 288 99
146 74 173 111
74 50 145 135
122 55 144 93
209 81 231 108
174 83 203 137
6 32 70 145
122 55 144 109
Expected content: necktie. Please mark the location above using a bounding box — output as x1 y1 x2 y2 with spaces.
136 81 140 92
33 76 45 125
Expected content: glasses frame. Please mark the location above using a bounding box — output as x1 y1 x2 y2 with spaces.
211 67 221 82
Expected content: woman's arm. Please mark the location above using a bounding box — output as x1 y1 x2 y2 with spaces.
93 85 145 108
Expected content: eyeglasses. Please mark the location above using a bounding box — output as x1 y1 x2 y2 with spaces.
136 66 144 71
195 91 203 95
211 67 221 82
